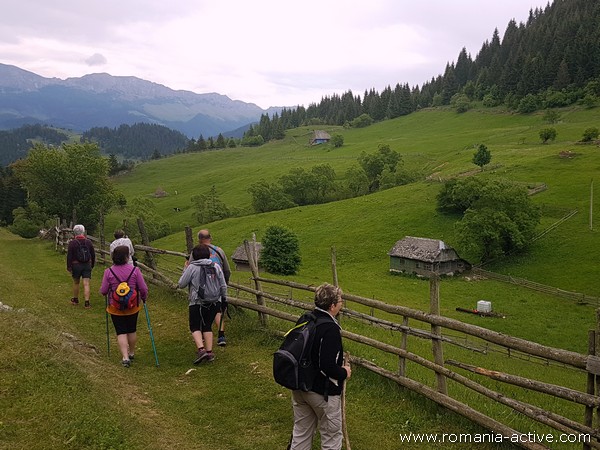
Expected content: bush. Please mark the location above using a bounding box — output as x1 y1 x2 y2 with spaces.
350 114 373 128
539 128 557 144
331 134 344 148
8 218 41 238
241 135 264 147
581 127 599 142
261 225 301 275
518 94 539 113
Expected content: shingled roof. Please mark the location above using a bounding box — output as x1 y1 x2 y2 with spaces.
388 236 460 263
231 242 263 263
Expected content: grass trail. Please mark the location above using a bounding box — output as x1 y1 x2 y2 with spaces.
0 228 521 449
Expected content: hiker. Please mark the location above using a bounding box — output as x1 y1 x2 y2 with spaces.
66 224 96 309
109 229 135 265
100 245 148 367
289 283 351 450
192 229 231 346
179 243 227 364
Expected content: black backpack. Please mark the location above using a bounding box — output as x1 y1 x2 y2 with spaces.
273 311 328 391
76 240 91 263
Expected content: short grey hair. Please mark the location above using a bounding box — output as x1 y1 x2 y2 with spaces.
73 224 86 236
314 283 343 310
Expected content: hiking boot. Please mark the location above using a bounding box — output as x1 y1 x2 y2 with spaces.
84 300 91 309
193 349 209 365
122 359 131 368
217 336 227 347
206 351 215 362
70 297 79 306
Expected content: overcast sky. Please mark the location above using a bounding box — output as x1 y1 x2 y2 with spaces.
1 0 550 109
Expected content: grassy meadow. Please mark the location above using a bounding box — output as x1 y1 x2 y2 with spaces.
111 104 600 351
3 104 600 449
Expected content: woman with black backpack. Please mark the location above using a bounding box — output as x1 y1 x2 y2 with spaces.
66 224 95 309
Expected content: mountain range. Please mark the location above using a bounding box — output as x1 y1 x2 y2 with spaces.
0 63 280 138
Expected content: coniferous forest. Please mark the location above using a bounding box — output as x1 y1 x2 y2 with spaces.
246 0 600 141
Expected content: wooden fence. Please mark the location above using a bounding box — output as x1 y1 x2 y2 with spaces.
57 224 600 450
472 267 600 306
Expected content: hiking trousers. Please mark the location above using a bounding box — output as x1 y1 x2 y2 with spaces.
290 390 342 450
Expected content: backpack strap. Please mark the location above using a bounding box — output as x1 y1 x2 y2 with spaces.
125 266 137 282
108 267 122 283
208 245 223 265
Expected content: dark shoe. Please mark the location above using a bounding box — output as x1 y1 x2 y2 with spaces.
217 336 227 347
70 297 79 306
206 351 215 362
122 359 131 368
128 354 135 361
84 300 91 309
193 349 208 365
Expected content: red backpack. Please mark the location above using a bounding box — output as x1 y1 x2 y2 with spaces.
109 267 139 310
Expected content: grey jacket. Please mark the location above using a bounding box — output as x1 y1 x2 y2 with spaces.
178 258 227 306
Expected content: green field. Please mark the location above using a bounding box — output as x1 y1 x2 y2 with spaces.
110 105 600 351
3 105 600 449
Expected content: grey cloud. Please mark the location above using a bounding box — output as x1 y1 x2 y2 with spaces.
85 53 107 66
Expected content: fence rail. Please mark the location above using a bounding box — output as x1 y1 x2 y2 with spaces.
472 267 600 306
56 224 600 450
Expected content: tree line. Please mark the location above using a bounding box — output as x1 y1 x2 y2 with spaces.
82 123 189 159
0 124 69 166
246 0 600 143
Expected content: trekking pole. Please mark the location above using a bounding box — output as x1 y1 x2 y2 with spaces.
342 352 351 450
105 295 110 357
143 301 160 367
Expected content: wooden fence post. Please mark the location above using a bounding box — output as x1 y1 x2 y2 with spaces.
585 330 595 450
137 218 157 271
245 239 267 326
185 226 194 255
596 308 600 432
98 211 106 266
331 246 339 287
430 275 447 395
331 246 341 324
399 316 409 377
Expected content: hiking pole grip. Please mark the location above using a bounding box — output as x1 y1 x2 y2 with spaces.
342 351 351 450
143 302 160 367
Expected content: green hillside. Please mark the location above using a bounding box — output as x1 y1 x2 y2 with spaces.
108 105 600 353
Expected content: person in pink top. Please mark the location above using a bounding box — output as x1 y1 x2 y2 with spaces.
100 245 148 367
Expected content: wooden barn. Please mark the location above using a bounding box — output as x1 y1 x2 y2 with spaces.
309 130 331 145
231 242 263 272
388 236 471 278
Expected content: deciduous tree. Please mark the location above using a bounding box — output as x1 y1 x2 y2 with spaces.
13 142 115 231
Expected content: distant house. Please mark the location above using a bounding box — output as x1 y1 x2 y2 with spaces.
231 242 263 272
388 236 471 278
309 130 331 145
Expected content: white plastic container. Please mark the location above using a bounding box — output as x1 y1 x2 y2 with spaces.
477 300 492 313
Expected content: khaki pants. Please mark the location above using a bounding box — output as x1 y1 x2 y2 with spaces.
290 390 342 450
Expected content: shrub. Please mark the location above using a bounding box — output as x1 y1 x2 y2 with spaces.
350 114 373 128
261 225 301 275
581 127 599 142
518 94 539 113
331 134 344 148
539 128 557 144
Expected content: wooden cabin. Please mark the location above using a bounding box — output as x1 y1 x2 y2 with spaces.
388 236 471 278
231 242 263 272
309 130 331 145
